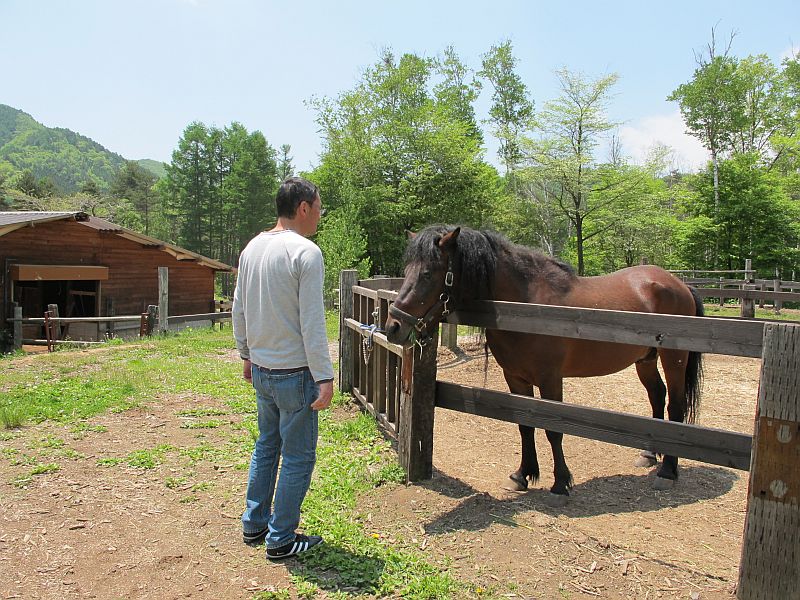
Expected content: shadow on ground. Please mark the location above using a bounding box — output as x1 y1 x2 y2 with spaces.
418 464 739 535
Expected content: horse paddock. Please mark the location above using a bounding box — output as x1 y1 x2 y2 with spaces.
361 340 759 599
0 339 761 599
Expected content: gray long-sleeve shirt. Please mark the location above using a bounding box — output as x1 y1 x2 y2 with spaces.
232 230 334 383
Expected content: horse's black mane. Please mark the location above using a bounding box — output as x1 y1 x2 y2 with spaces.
405 225 575 300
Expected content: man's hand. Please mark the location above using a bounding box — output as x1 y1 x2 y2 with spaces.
310 381 334 411
242 359 252 383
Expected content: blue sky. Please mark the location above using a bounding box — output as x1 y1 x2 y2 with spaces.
2 0 798 174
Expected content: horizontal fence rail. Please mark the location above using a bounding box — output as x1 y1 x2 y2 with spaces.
167 311 231 325
451 300 766 357
436 381 752 470
343 318 403 356
692 288 800 302
375 290 766 358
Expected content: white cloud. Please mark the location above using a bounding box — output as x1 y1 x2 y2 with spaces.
618 111 709 173
780 44 799 61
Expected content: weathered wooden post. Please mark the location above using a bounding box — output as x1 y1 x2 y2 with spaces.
773 278 782 315
146 305 158 336
741 259 755 318
105 297 115 338
158 267 169 333
339 270 359 393
398 329 439 482
440 322 458 351
47 304 60 343
737 323 800 599
13 305 23 351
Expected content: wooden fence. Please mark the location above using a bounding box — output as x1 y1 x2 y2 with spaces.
9 266 232 351
338 269 799 600
671 260 800 317
10 305 231 351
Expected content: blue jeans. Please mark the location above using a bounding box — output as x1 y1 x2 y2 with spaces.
242 366 319 549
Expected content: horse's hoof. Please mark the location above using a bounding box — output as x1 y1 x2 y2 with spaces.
634 453 658 468
653 476 675 491
546 493 569 508
504 475 528 492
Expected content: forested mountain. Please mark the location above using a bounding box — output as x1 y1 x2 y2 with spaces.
136 159 167 180
0 104 162 193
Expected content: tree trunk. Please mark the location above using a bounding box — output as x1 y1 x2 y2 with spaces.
575 214 585 276
712 148 720 268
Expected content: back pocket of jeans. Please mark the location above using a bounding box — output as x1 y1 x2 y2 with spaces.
270 372 305 413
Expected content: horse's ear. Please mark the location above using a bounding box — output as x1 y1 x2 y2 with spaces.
406 230 416 240
438 227 460 250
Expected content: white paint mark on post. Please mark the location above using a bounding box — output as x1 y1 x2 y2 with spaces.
769 479 788 499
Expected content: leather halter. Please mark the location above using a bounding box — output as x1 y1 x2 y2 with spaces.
388 259 454 347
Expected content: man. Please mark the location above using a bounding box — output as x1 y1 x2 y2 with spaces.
232 176 333 560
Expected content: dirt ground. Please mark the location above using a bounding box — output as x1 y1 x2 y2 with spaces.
0 338 760 599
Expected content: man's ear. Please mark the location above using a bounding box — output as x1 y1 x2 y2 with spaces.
438 227 460 249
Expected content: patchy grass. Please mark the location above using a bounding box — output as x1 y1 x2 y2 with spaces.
326 309 340 341
702 304 800 321
4 326 475 599
0 405 26 429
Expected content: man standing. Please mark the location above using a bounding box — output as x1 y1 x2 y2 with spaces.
233 176 333 560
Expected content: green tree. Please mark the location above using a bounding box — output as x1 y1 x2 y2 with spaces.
160 121 279 287
311 49 498 275
315 204 372 305
668 32 739 221
581 164 680 273
163 122 213 253
15 169 41 197
478 40 534 175
277 144 294 180
681 152 799 274
523 68 620 274
110 161 158 234
435 46 483 142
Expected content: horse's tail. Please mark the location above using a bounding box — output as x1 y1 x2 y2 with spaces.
684 286 704 424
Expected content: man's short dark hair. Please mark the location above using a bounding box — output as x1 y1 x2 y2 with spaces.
276 177 319 218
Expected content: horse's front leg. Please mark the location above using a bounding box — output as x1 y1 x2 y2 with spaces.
538 376 574 502
504 375 538 491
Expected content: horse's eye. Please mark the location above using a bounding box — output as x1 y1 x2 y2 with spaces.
420 270 432 281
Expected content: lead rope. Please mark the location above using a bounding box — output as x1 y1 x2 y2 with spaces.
360 308 381 365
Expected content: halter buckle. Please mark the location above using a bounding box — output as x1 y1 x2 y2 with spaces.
444 271 454 287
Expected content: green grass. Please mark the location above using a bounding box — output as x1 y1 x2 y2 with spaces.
0 404 26 429
3 325 478 599
326 309 340 341
702 303 800 321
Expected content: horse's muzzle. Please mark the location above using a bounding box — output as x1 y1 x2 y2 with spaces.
383 316 408 344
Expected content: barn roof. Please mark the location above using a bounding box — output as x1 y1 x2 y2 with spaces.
0 211 233 271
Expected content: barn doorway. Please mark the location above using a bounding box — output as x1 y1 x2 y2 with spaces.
9 264 108 340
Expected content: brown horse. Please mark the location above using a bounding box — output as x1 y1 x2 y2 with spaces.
384 225 703 501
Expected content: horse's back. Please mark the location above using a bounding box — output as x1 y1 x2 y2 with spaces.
568 265 695 316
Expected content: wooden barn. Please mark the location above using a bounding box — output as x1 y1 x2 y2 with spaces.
1 211 233 340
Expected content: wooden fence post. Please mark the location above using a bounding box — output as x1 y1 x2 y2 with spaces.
339 270 359 393
398 330 439 482
147 305 158 336
773 279 782 315
158 267 169 333
47 304 60 342
737 323 800 599
13 305 22 351
105 297 115 338
741 259 755 318
441 322 458 351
